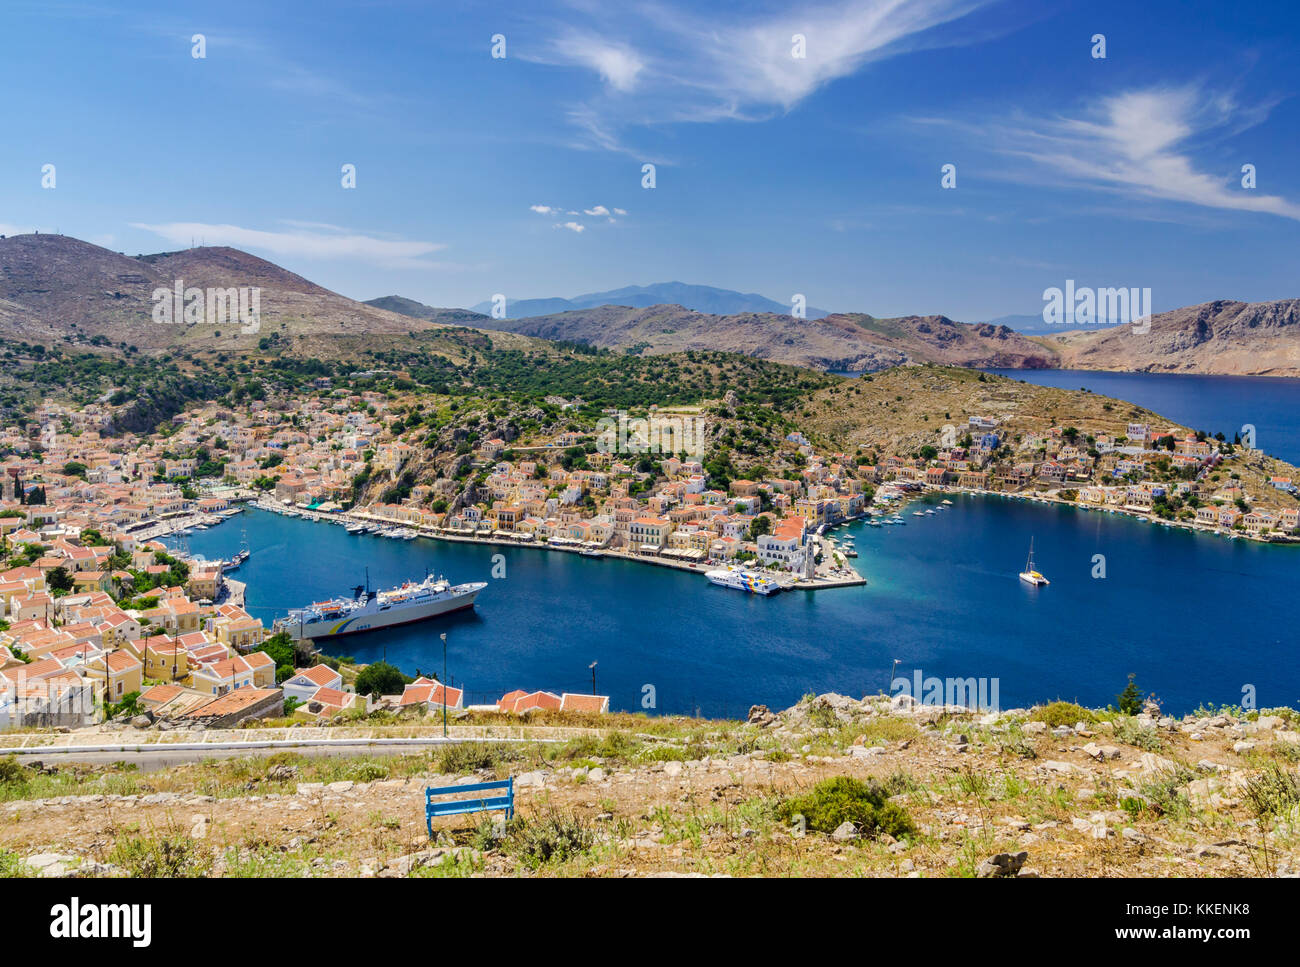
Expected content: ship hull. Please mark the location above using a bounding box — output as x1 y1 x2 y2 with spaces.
279 587 482 641
706 570 779 595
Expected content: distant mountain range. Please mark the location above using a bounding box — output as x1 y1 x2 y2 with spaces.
460 303 1056 372
3 233 1298 377
467 282 831 320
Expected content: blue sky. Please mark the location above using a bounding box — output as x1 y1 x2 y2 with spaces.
2 0 1297 320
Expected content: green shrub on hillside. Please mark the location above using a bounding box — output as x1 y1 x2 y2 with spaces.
1032 701 1096 728
776 776 914 839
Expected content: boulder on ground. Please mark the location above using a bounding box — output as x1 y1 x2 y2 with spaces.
976 851 1028 877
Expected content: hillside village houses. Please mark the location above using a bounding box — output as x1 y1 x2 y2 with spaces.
0 393 630 728
2 383 1297 726
362 408 1297 579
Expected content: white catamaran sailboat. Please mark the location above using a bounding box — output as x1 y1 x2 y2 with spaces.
1019 538 1049 587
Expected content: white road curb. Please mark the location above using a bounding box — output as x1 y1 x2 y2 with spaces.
0 736 560 756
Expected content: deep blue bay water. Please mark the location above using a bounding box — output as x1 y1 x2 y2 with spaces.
175 496 1300 718
985 369 1300 466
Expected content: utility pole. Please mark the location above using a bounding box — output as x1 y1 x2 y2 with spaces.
441 632 448 738
589 661 597 695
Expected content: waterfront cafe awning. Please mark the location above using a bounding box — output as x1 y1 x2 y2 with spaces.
663 548 707 561
640 543 662 553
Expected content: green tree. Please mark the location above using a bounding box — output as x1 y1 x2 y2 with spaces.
46 566 75 594
1115 674 1143 716
354 661 410 697
258 631 299 669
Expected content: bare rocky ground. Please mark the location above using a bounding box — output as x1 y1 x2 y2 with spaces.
2 695 1298 878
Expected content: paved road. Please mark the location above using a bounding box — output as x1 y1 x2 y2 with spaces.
19 740 493 773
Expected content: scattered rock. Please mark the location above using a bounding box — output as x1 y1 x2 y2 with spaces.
831 822 859 842
976 851 1028 877
747 704 776 727
1137 752 1180 775
1039 760 1079 775
25 853 84 877
1082 742 1122 761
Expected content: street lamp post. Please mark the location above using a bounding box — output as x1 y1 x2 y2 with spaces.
441 632 448 738
888 658 901 700
589 661 597 696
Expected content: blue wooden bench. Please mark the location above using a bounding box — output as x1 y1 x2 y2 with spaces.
425 778 514 836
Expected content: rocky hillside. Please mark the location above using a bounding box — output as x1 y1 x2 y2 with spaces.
363 295 489 326
1048 299 1300 377
0 234 502 359
467 303 1058 372
1 693 1296 878
800 365 1300 508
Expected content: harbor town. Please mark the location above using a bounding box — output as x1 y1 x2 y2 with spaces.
2 368 1300 730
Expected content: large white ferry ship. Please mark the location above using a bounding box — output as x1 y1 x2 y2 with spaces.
705 565 780 595
273 574 486 641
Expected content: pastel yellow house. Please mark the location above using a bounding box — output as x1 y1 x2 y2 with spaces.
143 639 190 683
213 613 265 652
72 570 113 595
83 650 145 702
186 565 221 602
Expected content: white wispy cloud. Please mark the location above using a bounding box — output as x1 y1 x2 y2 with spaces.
582 205 610 216
529 205 556 214
549 31 645 92
925 85 1300 221
668 0 992 114
558 222 586 233
526 0 994 152
130 222 447 269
